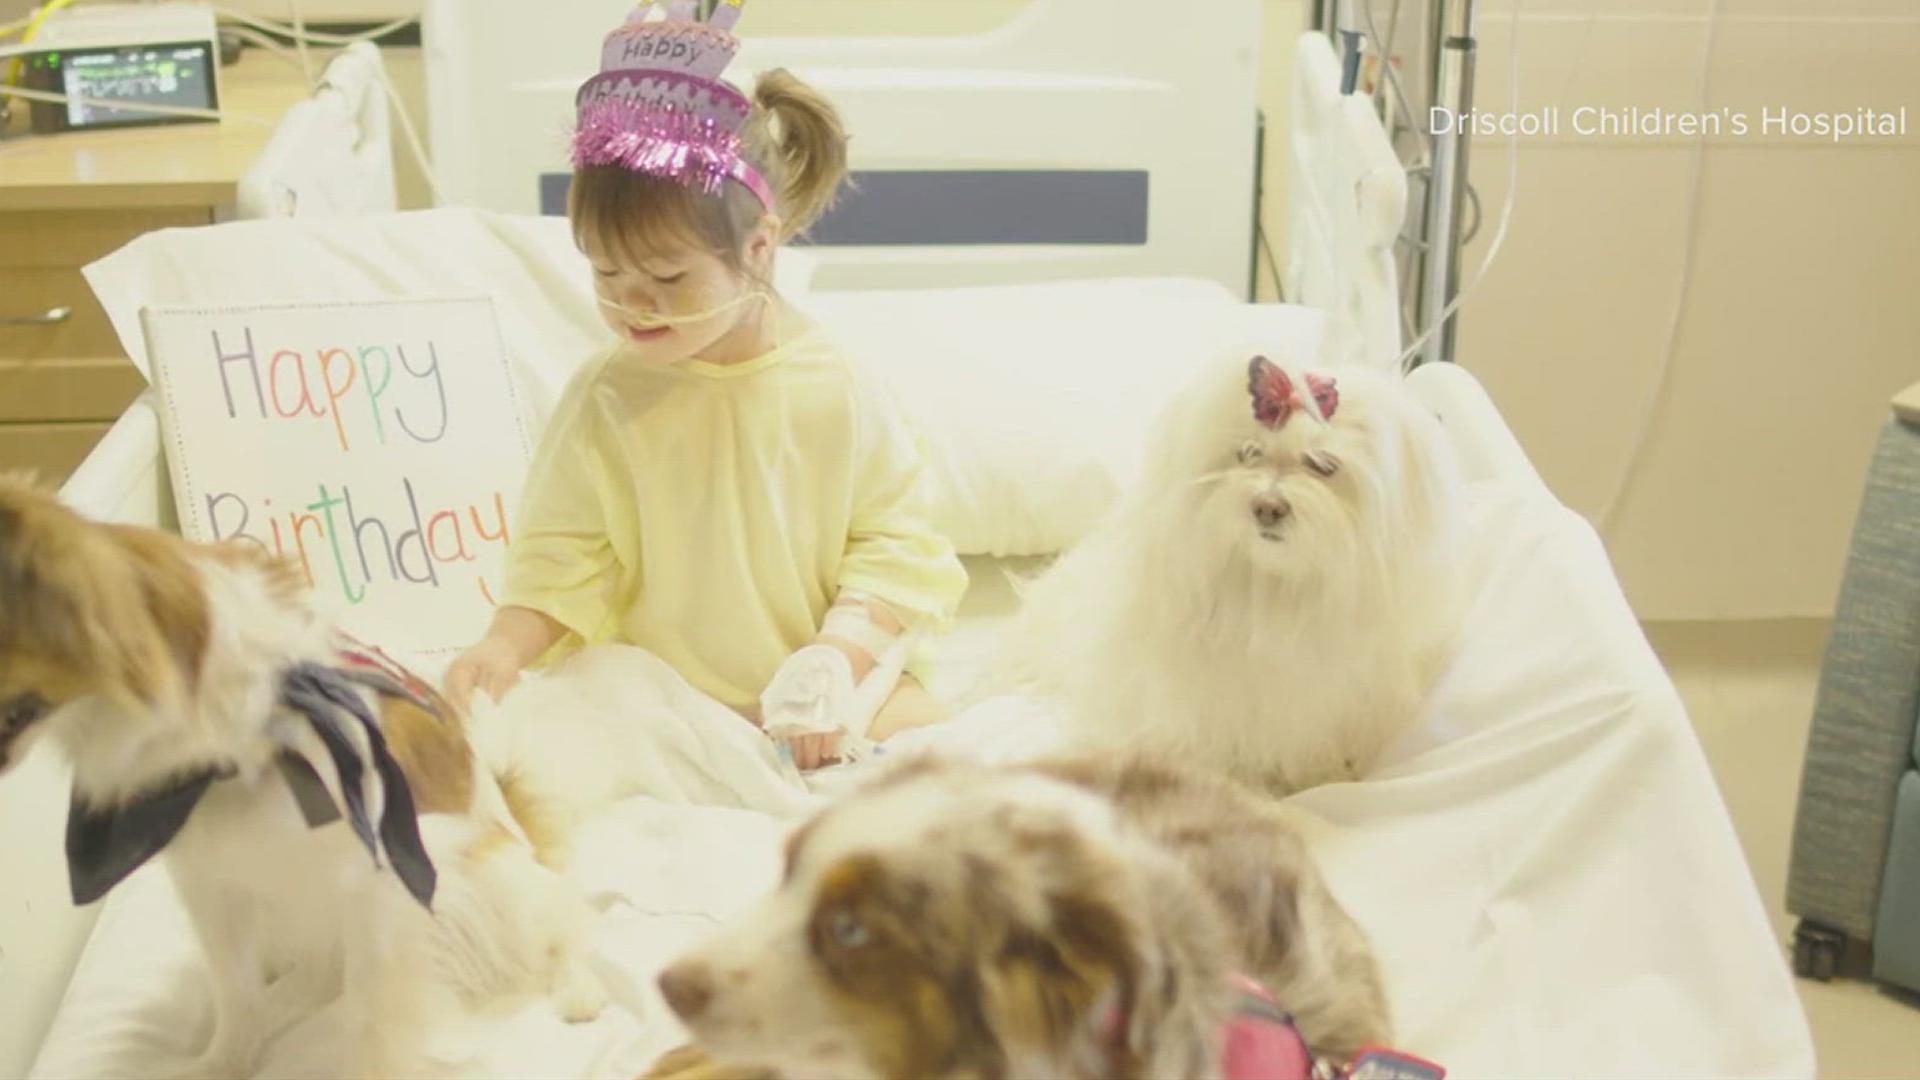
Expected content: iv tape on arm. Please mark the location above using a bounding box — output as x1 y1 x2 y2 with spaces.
759 634 917 745
820 594 904 658
761 593 918 750
841 632 914 749
821 591 916 745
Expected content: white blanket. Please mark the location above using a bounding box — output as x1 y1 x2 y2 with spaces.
29 477 1813 1079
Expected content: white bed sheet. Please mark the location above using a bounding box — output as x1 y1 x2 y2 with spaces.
29 470 1813 1080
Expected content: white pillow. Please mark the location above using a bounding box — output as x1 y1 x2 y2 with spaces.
804 280 1327 556
84 216 1302 558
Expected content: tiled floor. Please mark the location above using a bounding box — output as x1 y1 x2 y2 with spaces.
1645 619 1920 1080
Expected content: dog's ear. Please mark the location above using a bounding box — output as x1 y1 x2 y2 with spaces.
977 873 1160 1080
0 487 96 681
99 526 212 704
0 486 208 708
1052 888 1163 1076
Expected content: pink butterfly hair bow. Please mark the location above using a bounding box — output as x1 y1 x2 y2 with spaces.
1247 355 1339 430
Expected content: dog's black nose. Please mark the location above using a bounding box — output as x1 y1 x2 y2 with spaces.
1252 496 1291 529
658 961 715 1020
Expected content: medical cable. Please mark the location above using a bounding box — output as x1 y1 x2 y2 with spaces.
597 290 768 329
2 0 78 109
289 1 314 88
224 2 446 205
211 8 418 48
1595 0 1720 534
0 82 272 126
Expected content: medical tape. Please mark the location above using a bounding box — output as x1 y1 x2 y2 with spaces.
820 602 902 659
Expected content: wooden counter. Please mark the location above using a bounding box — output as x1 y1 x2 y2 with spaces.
0 48 311 482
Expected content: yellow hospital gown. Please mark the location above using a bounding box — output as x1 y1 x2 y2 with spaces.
502 328 968 710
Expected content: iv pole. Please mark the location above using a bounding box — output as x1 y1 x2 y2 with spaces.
1412 0 1478 367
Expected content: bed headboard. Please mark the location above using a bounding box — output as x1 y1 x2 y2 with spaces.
423 0 1262 295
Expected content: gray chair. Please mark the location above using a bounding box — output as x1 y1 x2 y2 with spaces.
1787 381 1920 991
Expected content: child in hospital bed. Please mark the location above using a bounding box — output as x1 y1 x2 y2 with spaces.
444 0 967 771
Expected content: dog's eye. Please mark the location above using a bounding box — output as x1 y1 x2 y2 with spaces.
2 692 49 730
1304 449 1341 478
1237 441 1264 466
829 909 871 949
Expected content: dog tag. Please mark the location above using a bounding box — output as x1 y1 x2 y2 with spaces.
1343 1047 1446 1080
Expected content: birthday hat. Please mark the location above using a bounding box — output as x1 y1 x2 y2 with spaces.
572 0 773 208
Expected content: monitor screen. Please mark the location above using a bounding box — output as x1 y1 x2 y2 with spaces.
44 41 217 129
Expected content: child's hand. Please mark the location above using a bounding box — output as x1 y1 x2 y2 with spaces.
444 637 524 712
774 730 844 771
760 645 857 771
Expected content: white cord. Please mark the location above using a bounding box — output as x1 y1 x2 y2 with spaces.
0 82 274 127
1594 0 1720 533
212 7 417 47
224 24 306 73
1359 0 1430 170
1396 0 1523 372
287 0 316 88
374 60 446 206
237 0 447 206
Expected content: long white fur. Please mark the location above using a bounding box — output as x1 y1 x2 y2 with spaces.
30 554 605 1080
1002 351 1466 794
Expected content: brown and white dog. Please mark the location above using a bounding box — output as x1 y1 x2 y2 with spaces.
648 755 1390 1080
0 476 604 1079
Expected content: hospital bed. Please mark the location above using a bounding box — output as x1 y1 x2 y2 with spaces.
0 208 1816 1078
0 10 1814 1079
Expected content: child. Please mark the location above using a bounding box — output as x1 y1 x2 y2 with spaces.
445 0 967 770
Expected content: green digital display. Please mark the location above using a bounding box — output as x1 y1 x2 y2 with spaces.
23 38 217 133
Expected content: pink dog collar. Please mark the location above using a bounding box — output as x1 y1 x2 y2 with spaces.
1101 973 1446 1080
1221 973 1317 1079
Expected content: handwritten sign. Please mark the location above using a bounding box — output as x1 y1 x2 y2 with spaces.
141 298 530 658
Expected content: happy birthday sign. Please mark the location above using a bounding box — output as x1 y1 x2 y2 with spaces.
141 298 530 658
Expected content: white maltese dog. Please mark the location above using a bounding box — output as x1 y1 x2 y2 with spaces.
1004 351 1467 794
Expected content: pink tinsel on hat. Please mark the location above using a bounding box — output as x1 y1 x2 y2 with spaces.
571 0 772 209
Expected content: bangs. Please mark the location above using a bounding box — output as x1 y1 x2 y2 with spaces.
568 165 750 270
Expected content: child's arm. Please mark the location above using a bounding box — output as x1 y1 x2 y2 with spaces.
455 356 623 711
444 606 567 711
762 592 919 770
834 377 969 635
763 370 966 769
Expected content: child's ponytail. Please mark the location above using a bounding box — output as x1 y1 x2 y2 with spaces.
749 69 849 240
569 68 849 286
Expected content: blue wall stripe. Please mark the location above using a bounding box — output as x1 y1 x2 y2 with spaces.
540 169 1150 247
